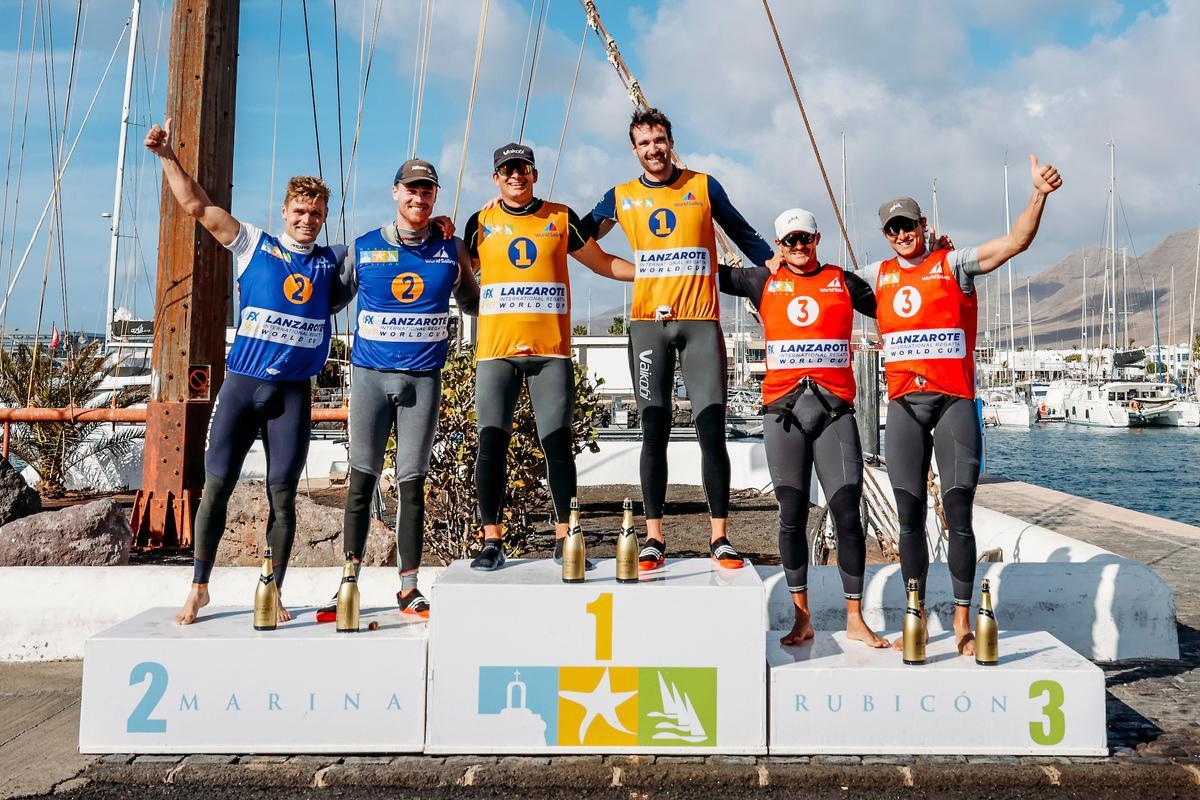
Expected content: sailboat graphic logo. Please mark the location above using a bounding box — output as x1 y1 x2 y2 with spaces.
646 671 709 743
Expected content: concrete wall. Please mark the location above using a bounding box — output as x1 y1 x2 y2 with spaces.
0 560 1176 663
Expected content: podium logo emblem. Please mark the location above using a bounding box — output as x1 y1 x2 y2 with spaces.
476 666 716 747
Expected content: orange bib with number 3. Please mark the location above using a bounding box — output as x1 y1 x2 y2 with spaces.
759 265 856 405
874 249 978 400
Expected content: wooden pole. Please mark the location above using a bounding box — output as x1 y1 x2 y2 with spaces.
130 0 240 547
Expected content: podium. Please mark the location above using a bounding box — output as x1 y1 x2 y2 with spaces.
79 607 428 754
426 558 766 754
767 629 1106 755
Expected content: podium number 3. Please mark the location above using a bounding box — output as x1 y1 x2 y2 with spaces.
127 661 168 733
1028 679 1065 745
586 592 613 661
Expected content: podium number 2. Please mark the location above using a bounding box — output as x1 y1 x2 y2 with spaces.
586 592 613 661
127 661 168 733
1028 679 1065 745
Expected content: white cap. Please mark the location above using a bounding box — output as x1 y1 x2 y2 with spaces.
774 208 818 240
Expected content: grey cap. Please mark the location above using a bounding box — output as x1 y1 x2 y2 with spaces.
394 159 440 187
878 197 922 226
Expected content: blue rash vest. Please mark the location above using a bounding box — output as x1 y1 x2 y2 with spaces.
226 227 338 381
350 227 460 371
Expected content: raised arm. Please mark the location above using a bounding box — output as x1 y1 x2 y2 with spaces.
708 175 773 267
145 119 240 246
975 154 1063 273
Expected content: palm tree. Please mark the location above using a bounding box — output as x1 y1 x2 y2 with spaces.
0 341 147 497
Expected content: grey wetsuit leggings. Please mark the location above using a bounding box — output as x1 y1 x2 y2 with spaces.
884 392 982 605
627 319 729 520
474 356 575 526
345 365 441 575
764 383 866 599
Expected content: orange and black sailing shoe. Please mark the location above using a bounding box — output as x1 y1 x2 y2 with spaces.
638 539 666 571
710 537 745 569
397 589 431 619
315 593 339 623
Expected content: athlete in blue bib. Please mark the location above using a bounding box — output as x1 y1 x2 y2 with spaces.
315 159 478 621
145 119 344 626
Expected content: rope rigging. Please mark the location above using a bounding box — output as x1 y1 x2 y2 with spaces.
0 0 35 340
546 16 588 200
576 0 743 268
409 0 437 158
451 0 492 224
300 0 325 180
760 0 859 271
266 0 284 232
516 0 551 143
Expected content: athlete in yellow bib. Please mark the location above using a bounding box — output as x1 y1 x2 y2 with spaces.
463 143 634 571
588 108 774 570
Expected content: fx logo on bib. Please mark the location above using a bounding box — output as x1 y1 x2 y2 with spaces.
787 296 819 327
893 286 921 318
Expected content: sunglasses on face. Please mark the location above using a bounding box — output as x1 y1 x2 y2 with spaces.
780 232 817 248
496 162 534 177
884 218 921 236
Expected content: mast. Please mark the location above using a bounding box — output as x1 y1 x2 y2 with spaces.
1026 277 1035 375
105 0 142 351
1080 253 1088 376
1121 246 1129 349
1003 159 1016 386
1190 200 1199 393
1153 276 1162 377
839 130 847 269
1108 140 1118 378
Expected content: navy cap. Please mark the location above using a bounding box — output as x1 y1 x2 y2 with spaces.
493 142 535 171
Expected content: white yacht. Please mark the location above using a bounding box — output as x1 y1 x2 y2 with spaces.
1064 381 1177 427
1028 381 1070 422
1161 398 1200 427
980 388 1035 428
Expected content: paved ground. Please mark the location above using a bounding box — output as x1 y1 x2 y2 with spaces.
4 478 1200 798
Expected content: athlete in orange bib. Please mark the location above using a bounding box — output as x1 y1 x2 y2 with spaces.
588 108 774 571
865 155 1063 657
463 143 634 571
722 209 886 649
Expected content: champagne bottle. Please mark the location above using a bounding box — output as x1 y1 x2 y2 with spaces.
253 548 278 631
975 579 999 666
336 555 361 634
902 578 925 665
615 497 639 584
562 498 586 583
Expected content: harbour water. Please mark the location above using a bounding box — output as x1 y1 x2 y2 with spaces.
982 424 1200 526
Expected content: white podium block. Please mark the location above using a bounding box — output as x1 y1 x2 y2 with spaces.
427 559 766 754
768 630 1106 755
79 607 427 754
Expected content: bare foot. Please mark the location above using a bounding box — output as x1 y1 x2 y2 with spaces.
780 609 815 646
277 602 292 623
173 584 210 625
846 613 889 648
955 624 976 656
891 609 928 651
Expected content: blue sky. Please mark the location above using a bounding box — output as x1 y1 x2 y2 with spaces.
0 0 1192 337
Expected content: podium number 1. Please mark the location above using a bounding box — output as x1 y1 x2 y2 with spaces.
1028 679 1065 745
586 592 613 661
